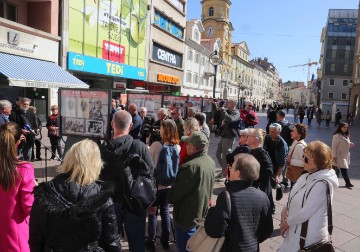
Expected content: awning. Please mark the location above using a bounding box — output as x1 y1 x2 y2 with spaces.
0 52 88 89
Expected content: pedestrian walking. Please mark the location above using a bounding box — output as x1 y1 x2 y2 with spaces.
29 139 121 251
279 141 338 252
332 122 354 188
293 105 299 123
316 107 323 127
299 107 305 124
325 110 331 129
335 109 342 126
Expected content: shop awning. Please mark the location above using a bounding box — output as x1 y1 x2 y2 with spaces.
0 52 88 89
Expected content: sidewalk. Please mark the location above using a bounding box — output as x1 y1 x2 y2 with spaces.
32 113 360 251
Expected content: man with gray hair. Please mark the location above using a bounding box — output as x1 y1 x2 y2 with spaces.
205 153 273 251
0 100 12 126
10 97 37 161
215 98 240 180
100 110 154 252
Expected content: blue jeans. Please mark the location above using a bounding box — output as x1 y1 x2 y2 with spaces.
147 189 170 243
175 225 196 252
114 202 146 252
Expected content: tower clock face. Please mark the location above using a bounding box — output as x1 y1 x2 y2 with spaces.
206 26 215 38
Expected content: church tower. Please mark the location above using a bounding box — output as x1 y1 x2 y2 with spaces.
201 0 234 66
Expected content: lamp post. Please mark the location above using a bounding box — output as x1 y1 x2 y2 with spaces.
347 80 354 116
209 50 222 98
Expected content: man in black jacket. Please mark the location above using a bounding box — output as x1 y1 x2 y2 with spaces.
100 110 154 252
9 97 36 161
205 153 273 252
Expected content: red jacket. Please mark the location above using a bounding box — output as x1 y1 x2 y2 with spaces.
240 109 258 127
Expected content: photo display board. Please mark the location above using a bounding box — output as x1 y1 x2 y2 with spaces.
59 89 111 139
188 97 203 112
163 95 188 117
127 93 162 119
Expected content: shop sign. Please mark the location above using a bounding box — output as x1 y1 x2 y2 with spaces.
157 73 179 84
153 43 182 68
113 81 126 89
68 52 146 81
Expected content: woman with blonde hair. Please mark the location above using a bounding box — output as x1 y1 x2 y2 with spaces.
247 128 274 212
279 141 338 251
29 139 121 252
147 119 180 250
0 122 35 252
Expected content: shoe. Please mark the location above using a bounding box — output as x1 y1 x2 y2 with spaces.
345 182 354 188
144 240 155 252
50 156 55 160
280 181 289 188
161 239 170 250
276 184 285 201
36 157 42 161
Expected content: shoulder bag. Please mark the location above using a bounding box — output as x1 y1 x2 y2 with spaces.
299 180 335 252
286 143 305 182
186 191 231 252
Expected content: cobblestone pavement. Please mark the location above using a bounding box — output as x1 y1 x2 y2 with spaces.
33 111 360 251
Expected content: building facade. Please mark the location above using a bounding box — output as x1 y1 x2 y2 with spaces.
318 9 357 115
182 19 221 97
0 0 86 122
352 1 360 118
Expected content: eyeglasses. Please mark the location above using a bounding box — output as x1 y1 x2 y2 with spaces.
247 105 253 108
303 155 313 164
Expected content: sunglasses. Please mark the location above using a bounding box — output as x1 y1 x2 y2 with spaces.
247 105 253 107
303 155 313 164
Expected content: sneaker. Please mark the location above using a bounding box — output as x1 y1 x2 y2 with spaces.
276 184 285 201
161 239 170 250
144 240 155 252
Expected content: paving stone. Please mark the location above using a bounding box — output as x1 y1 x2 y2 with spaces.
338 237 360 252
333 214 360 236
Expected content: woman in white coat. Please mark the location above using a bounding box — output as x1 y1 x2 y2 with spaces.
286 124 307 187
332 122 354 188
278 141 339 252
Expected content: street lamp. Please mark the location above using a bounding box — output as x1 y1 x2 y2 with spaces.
347 80 354 116
209 50 222 98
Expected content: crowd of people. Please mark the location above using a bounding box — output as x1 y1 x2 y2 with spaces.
0 96 355 252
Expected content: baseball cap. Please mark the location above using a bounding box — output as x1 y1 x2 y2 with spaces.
181 131 208 149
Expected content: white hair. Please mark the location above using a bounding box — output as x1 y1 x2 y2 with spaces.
0 100 12 109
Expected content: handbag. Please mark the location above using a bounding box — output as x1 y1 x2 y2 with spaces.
299 180 335 252
286 143 304 182
186 191 231 252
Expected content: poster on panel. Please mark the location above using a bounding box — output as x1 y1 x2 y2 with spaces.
163 95 188 118
127 93 162 119
59 89 111 140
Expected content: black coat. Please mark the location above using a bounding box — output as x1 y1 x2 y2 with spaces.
29 174 121 252
205 180 273 252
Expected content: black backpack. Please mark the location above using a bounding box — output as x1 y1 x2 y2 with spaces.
120 153 157 215
230 118 246 137
100 140 157 216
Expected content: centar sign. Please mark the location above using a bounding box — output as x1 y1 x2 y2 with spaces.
157 73 179 84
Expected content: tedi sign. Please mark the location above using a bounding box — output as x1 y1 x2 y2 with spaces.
153 43 182 68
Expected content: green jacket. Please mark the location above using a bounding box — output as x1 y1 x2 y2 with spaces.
169 151 215 230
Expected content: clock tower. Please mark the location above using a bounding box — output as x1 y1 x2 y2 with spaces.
201 0 234 66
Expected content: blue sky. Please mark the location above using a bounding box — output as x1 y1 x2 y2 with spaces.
186 0 359 83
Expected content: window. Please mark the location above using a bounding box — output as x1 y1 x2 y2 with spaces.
330 64 336 72
194 74 199 84
343 80 348 86
332 38 337 45
194 30 200 41
209 7 214 16
186 72 192 83
330 79 335 86
329 93 334 99
187 50 193 61
0 1 17 22
344 64 349 74
195 53 200 63
331 50 336 59
342 93 347 100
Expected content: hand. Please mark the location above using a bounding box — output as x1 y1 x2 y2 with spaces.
148 206 157 215
279 221 289 237
280 207 287 223
274 175 280 184
350 142 355 148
